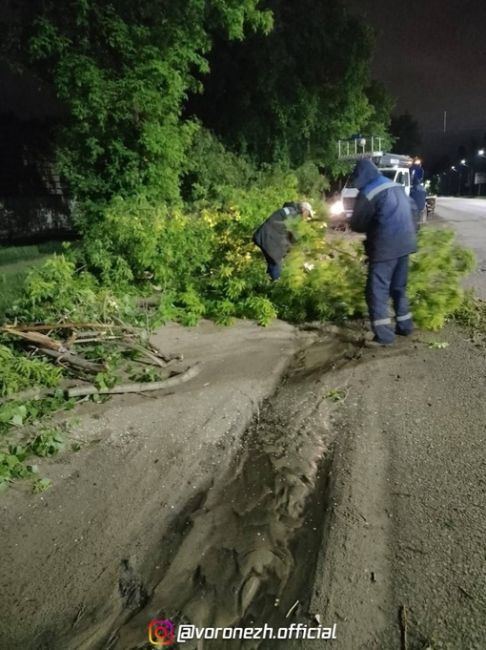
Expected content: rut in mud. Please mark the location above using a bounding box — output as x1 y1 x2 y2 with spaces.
110 333 364 649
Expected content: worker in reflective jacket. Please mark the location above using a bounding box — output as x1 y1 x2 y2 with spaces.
350 159 417 345
410 175 427 226
253 201 314 281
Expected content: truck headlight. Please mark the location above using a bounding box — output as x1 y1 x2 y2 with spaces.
330 200 344 216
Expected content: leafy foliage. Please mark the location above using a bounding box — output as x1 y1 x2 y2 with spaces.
6 207 475 334
0 397 73 492
29 428 64 457
188 0 392 171
10 0 270 215
408 227 476 330
9 254 137 324
0 344 61 397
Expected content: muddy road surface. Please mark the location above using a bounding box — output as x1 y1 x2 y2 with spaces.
291 326 486 650
2 321 486 649
114 326 486 650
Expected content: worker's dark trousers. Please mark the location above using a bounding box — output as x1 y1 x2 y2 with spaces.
262 251 282 281
366 255 413 344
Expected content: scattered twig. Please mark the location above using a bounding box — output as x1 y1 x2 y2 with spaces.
34 347 106 373
458 585 474 600
0 365 200 404
399 605 408 650
145 340 184 363
285 600 300 619
3 322 121 332
70 335 124 345
120 338 168 368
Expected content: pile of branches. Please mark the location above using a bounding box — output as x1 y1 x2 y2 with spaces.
0 320 200 404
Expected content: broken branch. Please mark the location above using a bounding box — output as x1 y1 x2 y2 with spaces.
34 347 106 373
2 327 66 351
66 363 200 398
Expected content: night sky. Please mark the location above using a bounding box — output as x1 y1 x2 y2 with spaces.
345 0 486 163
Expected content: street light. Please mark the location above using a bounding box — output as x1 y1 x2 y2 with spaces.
479 149 485 156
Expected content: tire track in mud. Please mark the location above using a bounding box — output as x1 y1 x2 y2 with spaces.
110 332 410 649
99 335 360 649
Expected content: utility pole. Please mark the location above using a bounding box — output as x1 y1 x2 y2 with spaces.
443 110 447 133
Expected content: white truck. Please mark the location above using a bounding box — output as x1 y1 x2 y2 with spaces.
329 149 413 227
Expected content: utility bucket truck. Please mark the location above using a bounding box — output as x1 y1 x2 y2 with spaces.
329 139 413 228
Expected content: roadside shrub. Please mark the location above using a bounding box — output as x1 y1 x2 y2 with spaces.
408 227 476 330
5 203 475 334
9 255 135 324
453 291 486 332
270 234 366 323
0 345 61 397
294 161 329 197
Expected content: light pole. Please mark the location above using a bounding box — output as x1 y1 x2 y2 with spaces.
450 166 460 196
459 160 468 196
475 150 485 196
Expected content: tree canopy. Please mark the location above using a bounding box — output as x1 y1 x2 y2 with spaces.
189 0 392 170
5 0 272 210
2 0 393 213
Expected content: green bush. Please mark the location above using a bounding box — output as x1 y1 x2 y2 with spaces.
453 291 486 332
408 227 476 330
0 344 61 397
9 255 135 324
4 194 475 335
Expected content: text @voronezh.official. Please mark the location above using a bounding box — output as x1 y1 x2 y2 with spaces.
148 619 338 646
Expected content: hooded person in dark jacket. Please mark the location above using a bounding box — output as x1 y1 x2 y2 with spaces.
350 159 417 345
410 176 427 226
253 201 314 280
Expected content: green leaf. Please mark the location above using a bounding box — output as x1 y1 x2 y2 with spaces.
428 341 449 349
32 478 52 494
11 414 24 427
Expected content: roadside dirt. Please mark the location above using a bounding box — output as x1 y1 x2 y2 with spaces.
0 320 310 649
113 323 486 650
286 324 486 650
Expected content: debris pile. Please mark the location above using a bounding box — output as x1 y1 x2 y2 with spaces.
0 320 200 404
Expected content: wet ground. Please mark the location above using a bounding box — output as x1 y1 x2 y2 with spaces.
2 320 486 649
115 325 486 650
114 333 360 649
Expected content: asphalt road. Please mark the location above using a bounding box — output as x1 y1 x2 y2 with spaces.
435 197 486 298
289 326 486 650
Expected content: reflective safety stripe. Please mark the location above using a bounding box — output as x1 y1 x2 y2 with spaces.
396 313 412 322
365 181 399 201
373 318 392 326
